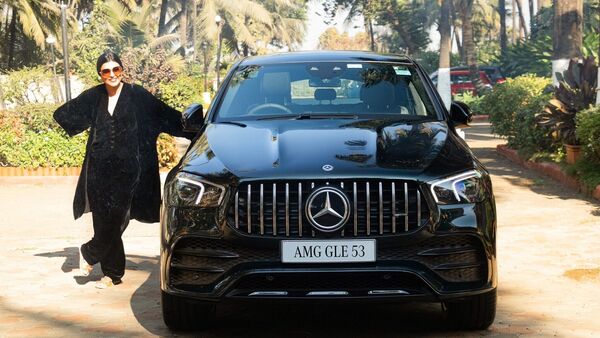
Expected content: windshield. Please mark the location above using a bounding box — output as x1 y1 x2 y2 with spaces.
214 62 439 122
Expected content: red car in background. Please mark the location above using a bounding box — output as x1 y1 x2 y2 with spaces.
430 70 494 96
448 70 493 95
430 65 506 96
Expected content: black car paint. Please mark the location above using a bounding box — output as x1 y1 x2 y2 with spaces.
160 51 497 303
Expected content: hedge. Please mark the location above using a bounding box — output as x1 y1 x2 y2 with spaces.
0 103 178 169
479 75 556 159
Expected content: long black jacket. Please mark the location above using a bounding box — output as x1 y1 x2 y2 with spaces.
54 83 190 223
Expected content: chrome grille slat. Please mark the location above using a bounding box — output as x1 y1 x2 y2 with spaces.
366 182 371 236
247 184 252 234
235 191 239 229
259 184 264 235
404 182 409 232
378 182 383 235
285 183 290 237
272 183 277 236
298 183 303 237
417 190 421 227
230 180 430 237
391 182 396 234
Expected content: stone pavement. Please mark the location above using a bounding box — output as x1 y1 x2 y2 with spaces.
0 122 599 337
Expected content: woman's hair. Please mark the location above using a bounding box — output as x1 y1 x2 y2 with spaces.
96 50 124 74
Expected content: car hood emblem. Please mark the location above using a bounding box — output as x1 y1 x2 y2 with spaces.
305 187 350 232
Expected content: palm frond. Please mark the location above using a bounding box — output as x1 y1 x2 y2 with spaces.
165 53 185 72
148 33 179 49
16 0 47 47
216 0 272 26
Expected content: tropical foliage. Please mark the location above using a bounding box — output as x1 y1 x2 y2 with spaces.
537 57 598 145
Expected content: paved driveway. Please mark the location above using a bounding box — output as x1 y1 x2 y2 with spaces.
1 122 599 337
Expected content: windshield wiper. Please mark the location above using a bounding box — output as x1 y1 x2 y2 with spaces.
215 121 247 127
258 113 358 121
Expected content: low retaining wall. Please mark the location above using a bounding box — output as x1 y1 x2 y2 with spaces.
0 167 81 176
497 144 600 201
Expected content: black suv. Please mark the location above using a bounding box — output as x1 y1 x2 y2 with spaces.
160 51 497 330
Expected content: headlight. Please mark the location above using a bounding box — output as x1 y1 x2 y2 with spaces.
171 172 225 207
429 170 486 204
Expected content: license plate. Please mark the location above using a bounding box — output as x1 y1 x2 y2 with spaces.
281 240 376 263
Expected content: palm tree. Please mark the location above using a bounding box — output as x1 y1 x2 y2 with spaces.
198 0 303 57
438 0 452 109
456 0 486 95
104 0 178 50
1 0 63 68
499 0 507 56
552 0 583 85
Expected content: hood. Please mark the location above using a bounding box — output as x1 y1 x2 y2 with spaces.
180 119 473 181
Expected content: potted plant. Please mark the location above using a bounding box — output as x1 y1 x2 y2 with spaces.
537 57 598 164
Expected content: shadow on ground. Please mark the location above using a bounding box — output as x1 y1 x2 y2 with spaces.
472 146 599 209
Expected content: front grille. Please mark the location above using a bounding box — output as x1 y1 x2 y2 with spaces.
168 235 486 290
226 180 430 238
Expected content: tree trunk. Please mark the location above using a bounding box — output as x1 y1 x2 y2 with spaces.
179 0 188 57
552 0 583 85
512 0 517 43
499 0 508 56
7 9 16 69
438 0 452 109
454 28 464 63
515 0 528 39
158 0 169 36
367 17 375 51
529 0 535 33
462 0 485 96
192 0 197 63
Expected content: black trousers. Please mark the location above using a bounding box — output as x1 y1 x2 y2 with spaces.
81 156 139 281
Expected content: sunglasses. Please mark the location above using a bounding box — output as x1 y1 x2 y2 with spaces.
99 66 123 78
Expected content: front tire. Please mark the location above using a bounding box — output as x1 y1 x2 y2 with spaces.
444 289 496 330
161 291 215 330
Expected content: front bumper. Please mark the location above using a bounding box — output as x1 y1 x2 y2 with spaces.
160 232 495 302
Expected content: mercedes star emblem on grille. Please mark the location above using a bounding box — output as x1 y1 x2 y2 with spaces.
305 187 350 232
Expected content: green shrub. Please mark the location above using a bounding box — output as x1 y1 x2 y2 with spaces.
0 67 57 106
454 91 483 115
0 103 87 168
576 106 600 163
480 75 556 159
159 75 204 111
0 101 179 169
0 129 87 168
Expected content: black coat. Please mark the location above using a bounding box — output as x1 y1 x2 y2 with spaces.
54 83 190 223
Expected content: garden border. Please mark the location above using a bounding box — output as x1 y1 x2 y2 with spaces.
496 144 600 201
0 167 81 176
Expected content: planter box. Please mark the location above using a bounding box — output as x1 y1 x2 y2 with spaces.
0 167 81 176
496 144 600 202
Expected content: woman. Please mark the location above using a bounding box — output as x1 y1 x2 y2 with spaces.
54 51 192 288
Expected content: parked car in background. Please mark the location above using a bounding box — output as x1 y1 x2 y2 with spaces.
161 51 498 331
431 70 494 96
449 66 506 85
430 66 506 85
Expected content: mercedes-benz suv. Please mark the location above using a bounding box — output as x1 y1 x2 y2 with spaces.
160 51 497 330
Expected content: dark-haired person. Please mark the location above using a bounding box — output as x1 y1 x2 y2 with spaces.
54 51 193 288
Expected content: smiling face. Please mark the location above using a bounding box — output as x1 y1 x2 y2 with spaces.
99 61 123 89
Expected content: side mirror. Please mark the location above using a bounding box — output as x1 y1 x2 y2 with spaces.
182 103 204 132
449 101 473 128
